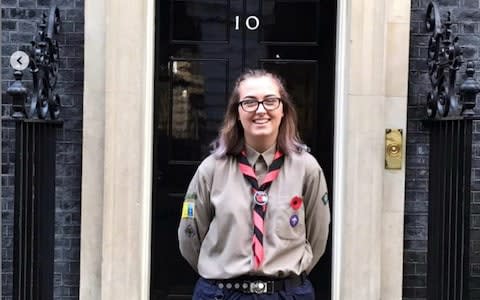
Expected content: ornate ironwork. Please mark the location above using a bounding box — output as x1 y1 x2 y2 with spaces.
5 7 64 300
424 3 480 300
6 6 61 120
425 2 472 119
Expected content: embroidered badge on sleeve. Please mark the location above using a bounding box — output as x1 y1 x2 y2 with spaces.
181 202 195 219
322 192 329 205
184 224 196 237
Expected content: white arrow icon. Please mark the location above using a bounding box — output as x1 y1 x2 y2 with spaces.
10 51 29 71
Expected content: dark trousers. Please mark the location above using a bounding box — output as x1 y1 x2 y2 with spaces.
192 277 315 300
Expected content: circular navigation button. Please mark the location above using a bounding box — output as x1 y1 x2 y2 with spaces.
10 51 29 71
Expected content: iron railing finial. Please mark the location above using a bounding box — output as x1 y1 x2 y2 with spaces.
460 62 480 116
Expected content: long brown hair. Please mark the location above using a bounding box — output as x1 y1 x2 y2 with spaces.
211 69 305 157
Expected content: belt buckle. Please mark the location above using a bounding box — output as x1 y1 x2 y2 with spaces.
250 280 268 294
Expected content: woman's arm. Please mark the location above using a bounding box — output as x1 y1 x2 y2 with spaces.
178 159 214 272
303 164 331 274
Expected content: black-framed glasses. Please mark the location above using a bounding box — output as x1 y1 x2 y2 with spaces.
238 97 282 112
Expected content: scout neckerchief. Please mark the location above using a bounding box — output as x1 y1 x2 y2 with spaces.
238 149 285 269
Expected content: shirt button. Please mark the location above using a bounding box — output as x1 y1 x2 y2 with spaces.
226 283 232 289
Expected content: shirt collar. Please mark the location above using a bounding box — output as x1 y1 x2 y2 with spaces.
245 144 277 167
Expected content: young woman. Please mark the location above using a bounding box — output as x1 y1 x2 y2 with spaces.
178 69 330 299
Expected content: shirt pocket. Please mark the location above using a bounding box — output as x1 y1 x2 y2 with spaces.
274 200 306 240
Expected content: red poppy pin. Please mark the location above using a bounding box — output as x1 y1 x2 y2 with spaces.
290 196 303 211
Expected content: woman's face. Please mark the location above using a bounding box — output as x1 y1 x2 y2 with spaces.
237 76 284 150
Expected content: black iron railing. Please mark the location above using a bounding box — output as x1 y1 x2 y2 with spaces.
427 118 472 300
12 120 61 300
5 6 63 300
424 2 480 299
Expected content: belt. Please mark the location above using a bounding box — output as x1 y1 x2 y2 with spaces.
210 272 307 294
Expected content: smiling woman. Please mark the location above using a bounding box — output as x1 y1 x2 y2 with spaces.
212 70 305 158
178 69 331 300
237 76 284 152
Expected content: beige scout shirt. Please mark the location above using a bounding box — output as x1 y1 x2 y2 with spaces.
178 144 330 279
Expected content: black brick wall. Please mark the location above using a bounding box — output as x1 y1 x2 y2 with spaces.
1 0 83 299
404 0 480 299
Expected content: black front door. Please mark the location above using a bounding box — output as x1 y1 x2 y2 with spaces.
151 1 336 299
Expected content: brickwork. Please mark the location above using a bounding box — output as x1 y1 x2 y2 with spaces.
1 0 83 299
471 120 480 299
405 0 480 299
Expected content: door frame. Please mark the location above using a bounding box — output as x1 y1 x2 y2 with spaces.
79 0 411 299
331 0 348 298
